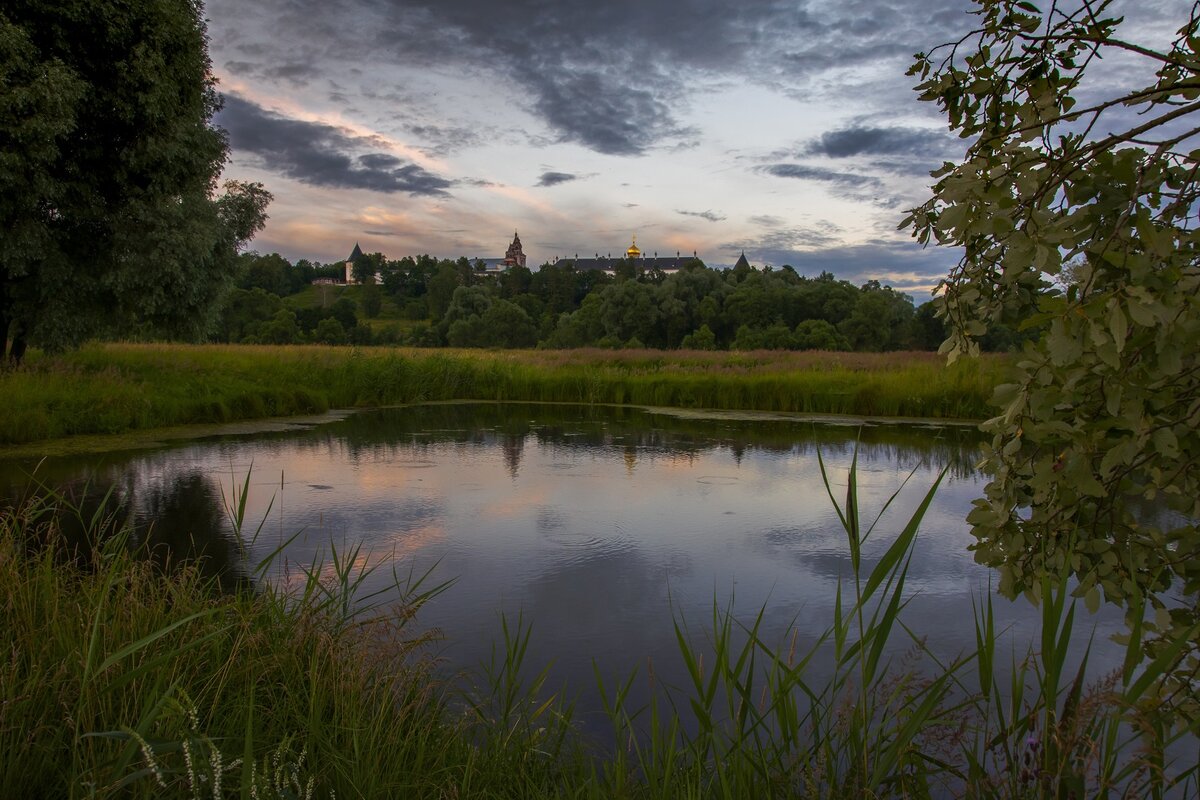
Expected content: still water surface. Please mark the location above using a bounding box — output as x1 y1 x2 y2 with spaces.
3 402 1126 724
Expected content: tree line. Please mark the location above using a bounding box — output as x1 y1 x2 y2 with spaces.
217 251 1032 352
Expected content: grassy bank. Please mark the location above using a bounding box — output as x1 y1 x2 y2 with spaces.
0 344 1003 446
3 470 1195 798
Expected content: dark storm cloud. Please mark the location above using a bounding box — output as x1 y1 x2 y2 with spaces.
520 65 696 155
221 57 321 86
405 123 482 156
677 209 726 223
536 171 579 187
263 62 321 82
215 95 453 196
805 125 955 159
760 164 881 189
209 0 976 157
733 223 843 252
721 237 961 292
223 60 259 75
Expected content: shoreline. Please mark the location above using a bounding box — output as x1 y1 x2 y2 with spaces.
0 343 1003 455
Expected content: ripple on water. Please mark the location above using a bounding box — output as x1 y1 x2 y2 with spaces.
696 475 739 486
537 508 566 532
547 533 636 568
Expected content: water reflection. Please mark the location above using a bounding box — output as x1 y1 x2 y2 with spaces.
303 403 985 483
0 402 1127 727
2 467 249 591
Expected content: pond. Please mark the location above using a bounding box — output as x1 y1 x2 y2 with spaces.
2 402 1128 729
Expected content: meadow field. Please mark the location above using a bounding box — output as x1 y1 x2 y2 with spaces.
0 343 1003 448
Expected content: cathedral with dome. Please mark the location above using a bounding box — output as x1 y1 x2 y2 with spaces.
556 236 704 274
336 232 704 280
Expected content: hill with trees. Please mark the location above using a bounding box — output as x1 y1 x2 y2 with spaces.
215 251 1030 353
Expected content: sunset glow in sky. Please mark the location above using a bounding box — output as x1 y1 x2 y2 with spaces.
206 0 1182 295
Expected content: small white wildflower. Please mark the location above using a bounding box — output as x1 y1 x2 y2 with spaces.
183 739 198 800
128 729 166 789
208 746 222 795
292 745 307 793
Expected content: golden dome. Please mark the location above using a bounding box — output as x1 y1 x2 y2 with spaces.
625 235 641 259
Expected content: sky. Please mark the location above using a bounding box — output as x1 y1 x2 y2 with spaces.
205 0 1185 296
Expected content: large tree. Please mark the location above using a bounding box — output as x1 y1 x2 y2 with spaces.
907 0 1200 667
0 0 269 361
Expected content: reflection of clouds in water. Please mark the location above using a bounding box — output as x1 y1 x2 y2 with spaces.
476 539 703 724
2 402 1026 721
762 524 807 545
536 507 566 532
254 494 447 574
520 544 667 635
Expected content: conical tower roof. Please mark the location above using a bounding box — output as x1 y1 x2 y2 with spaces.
733 251 750 270
348 242 364 261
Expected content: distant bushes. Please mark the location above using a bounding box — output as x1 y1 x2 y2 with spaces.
210 252 1040 353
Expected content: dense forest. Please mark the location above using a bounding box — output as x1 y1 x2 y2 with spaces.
217 251 1029 352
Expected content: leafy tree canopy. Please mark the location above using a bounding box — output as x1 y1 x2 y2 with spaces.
907 0 1200 670
0 0 270 361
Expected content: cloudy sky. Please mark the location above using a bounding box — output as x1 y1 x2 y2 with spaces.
205 0 1183 294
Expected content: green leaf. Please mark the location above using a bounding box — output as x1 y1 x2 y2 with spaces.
1108 302 1128 353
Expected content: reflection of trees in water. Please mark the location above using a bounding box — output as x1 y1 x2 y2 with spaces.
280 403 985 481
501 434 525 478
134 472 248 592
0 401 984 580
0 468 248 591
1 477 133 569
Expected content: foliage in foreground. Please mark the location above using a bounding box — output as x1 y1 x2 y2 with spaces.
0 481 463 799
2 465 1196 798
0 344 1003 447
907 0 1200 682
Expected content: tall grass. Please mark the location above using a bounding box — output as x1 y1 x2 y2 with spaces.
0 479 468 799
553 453 1198 798
0 344 1003 446
3 461 1194 798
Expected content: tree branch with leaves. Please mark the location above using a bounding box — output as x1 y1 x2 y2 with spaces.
906 0 1200 700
